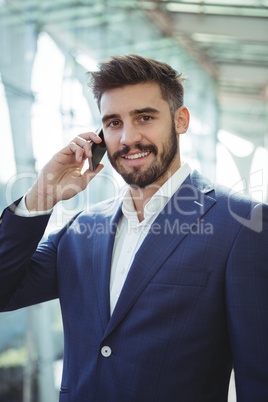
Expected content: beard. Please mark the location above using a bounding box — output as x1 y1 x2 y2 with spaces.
107 123 178 188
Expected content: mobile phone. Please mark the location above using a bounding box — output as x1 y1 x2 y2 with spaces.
88 128 106 171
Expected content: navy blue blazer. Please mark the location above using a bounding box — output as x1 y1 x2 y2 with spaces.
0 171 268 402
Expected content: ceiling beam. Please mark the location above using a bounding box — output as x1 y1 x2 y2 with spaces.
219 64 268 85
0 2 105 27
140 7 218 78
171 13 268 43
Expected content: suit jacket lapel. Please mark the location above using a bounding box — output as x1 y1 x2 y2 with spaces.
104 172 216 338
92 202 122 332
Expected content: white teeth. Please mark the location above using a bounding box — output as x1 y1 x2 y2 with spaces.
124 152 150 160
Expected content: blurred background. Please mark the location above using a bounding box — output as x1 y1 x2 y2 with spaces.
0 0 267 401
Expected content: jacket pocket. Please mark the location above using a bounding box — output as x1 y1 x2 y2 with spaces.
151 268 210 287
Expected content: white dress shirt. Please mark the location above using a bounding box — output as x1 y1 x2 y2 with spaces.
109 162 191 314
15 163 191 315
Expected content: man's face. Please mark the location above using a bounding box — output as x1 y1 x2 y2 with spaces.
100 82 181 188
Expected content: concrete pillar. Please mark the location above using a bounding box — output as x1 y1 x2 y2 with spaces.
0 23 58 402
0 23 36 197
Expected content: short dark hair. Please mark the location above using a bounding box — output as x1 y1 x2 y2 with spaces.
88 54 185 115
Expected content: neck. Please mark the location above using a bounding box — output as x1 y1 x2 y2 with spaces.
130 159 181 222
130 186 157 222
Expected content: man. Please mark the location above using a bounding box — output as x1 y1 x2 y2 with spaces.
0 54 267 402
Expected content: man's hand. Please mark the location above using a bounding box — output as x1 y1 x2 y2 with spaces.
25 132 104 211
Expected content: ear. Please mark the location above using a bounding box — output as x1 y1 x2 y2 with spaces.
174 106 190 135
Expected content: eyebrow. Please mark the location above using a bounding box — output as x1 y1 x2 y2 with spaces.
102 114 121 124
130 107 160 116
102 107 160 124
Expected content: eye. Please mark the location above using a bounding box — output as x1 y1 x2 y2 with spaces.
108 120 121 127
140 115 153 122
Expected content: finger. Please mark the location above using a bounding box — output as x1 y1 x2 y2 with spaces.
93 163 104 174
67 142 83 163
82 163 104 185
71 136 92 159
68 138 95 162
75 131 103 144
72 133 103 159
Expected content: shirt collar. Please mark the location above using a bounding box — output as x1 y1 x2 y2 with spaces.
121 162 191 224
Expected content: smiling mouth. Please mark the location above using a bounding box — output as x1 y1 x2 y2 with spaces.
123 151 150 160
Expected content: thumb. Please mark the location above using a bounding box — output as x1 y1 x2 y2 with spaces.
83 163 104 185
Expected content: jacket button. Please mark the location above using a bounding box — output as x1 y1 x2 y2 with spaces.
101 346 112 357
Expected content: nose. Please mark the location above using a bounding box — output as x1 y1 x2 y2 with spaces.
120 123 142 147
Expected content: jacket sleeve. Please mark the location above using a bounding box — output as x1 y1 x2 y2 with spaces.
0 203 58 311
225 202 268 401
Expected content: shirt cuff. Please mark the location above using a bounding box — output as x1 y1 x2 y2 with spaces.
15 195 53 217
